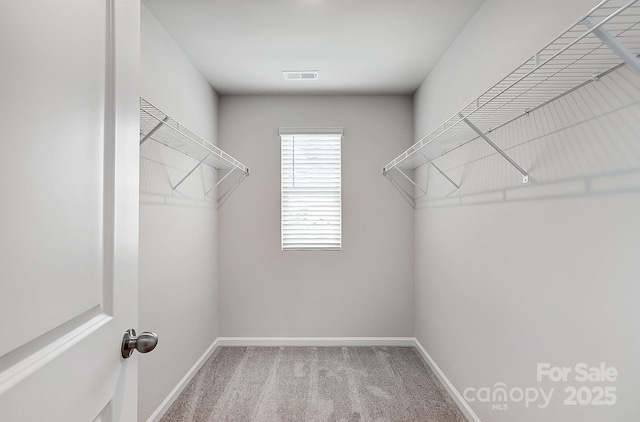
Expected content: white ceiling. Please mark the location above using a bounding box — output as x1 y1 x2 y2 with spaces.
143 0 485 95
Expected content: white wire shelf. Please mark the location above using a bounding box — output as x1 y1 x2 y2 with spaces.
383 0 640 205
139 98 249 207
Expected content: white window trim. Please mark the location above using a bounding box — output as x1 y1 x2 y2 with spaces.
279 127 344 136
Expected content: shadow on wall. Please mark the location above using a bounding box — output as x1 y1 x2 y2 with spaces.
139 139 247 209
392 65 640 208
140 139 216 208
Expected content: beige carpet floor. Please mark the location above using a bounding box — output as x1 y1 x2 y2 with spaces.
161 346 468 422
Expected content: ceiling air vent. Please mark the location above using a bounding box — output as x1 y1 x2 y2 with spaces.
283 70 319 81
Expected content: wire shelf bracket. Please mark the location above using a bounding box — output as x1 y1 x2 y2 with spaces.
418 151 460 191
140 116 168 146
382 0 640 206
582 17 640 75
171 153 210 191
139 98 250 207
384 171 418 207
459 114 530 184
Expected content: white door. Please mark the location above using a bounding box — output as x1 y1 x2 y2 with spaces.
0 0 141 420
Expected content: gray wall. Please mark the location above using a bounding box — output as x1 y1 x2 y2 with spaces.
139 5 220 421
413 0 640 421
218 95 415 337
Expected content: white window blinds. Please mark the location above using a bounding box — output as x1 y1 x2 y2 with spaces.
281 130 342 251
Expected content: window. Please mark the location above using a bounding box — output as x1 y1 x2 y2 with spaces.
280 129 342 250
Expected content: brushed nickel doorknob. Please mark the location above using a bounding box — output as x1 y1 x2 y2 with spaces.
121 329 158 358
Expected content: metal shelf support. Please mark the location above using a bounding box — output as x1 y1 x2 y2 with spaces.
205 167 236 197
172 153 210 191
460 114 529 184
419 152 460 191
215 172 248 208
140 117 168 146
582 17 640 75
397 167 427 197
384 172 416 207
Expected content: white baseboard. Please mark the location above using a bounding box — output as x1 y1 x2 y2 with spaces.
146 337 220 422
216 336 416 347
413 338 481 422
